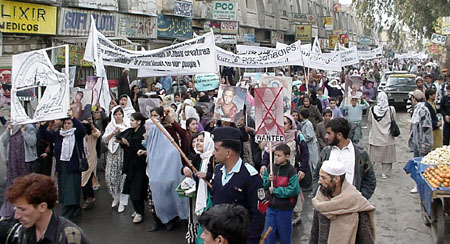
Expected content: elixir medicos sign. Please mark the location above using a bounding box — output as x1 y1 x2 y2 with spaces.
213 1 237 21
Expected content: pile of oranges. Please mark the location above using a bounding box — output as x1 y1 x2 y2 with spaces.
423 165 450 188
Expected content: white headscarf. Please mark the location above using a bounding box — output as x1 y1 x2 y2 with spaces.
60 127 77 161
373 92 389 117
103 106 131 153
121 95 135 119
194 131 214 216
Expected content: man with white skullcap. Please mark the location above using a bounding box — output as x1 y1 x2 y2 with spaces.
309 160 376 244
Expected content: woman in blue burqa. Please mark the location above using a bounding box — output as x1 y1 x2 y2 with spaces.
144 118 188 230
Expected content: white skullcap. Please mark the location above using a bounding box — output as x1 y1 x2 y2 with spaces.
321 160 346 176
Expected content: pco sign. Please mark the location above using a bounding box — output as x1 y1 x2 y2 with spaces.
214 2 234 10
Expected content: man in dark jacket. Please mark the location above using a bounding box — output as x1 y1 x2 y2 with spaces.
441 84 450 145
118 68 130 97
312 118 376 200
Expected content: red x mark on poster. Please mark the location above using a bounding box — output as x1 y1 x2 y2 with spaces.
254 87 284 136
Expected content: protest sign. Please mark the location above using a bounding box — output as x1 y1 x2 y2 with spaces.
339 46 359 66
258 76 292 113
254 87 285 142
194 73 220 91
84 17 217 74
358 47 383 60
242 72 275 85
213 85 247 123
197 102 215 120
70 88 93 121
216 41 303 68
11 47 71 124
138 98 161 118
308 51 341 71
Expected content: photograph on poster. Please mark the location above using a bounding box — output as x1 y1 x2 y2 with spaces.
138 98 161 118
254 87 285 141
70 88 93 121
213 85 247 123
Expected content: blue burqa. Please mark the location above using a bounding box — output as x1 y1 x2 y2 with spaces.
145 119 188 223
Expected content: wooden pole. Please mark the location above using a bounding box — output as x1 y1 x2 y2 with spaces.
259 227 273 244
150 118 212 189
269 141 273 188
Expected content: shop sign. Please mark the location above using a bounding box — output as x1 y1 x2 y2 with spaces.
174 0 193 18
359 37 371 45
295 24 312 42
213 1 237 21
117 14 157 39
56 44 91 67
328 35 338 48
323 17 333 31
204 20 221 33
428 43 442 55
442 16 450 35
244 34 255 42
215 34 236 44
0 0 57 34
58 7 116 36
431 33 447 45
339 34 349 44
333 4 342 12
157 15 192 39
292 13 315 24
221 21 238 34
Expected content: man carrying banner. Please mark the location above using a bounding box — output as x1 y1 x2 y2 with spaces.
210 127 265 244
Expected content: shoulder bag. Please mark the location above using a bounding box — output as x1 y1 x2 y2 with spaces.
75 141 89 172
389 107 401 137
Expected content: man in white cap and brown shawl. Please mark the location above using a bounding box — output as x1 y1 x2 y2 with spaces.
309 160 376 244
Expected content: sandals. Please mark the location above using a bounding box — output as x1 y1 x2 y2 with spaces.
82 199 96 209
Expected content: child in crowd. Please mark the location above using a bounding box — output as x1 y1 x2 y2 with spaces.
340 96 369 144
327 97 343 119
262 144 301 244
317 88 329 112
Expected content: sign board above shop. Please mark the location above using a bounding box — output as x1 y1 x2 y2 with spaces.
292 13 315 24
58 7 116 36
220 21 238 34
431 33 447 46
174 0 193 18
0 0 57 35
215 34 237 44
117 14 157 39
157 15 192 39
213 1 237 21
295 24 312 42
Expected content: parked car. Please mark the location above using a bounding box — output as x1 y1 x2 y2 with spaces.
383 74 417 107
378 70 408 92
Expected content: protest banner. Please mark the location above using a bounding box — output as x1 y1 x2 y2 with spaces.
358 47 383 60
213 85 247 123
339 46 359 66
11 46 70 124
138 98 161 118
197 102 215 119
254 87 285 142
70 88 93 121
216 41 303 68
84 16 217 73
258 76 292 113
194 73 220 91
308 51 341 71
236 45 274 55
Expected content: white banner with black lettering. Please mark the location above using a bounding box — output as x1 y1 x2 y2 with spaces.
84 17 218 74
358 47 383 60
339 46 359 66
216 41 303 68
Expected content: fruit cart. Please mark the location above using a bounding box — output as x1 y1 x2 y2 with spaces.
404 156 450 244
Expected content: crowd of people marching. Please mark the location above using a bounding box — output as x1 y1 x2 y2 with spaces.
0 57 449 244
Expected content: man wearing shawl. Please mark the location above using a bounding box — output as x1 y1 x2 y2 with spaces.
309 160 376 244
144 119 188 226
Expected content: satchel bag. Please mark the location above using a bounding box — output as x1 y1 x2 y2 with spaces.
75 141 89 172
389 107 401 137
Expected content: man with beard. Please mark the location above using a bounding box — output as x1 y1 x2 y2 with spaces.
312 118 376 200
210 127 264 244
309 160 376 244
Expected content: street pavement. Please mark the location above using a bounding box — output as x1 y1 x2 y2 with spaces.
0 110 446 243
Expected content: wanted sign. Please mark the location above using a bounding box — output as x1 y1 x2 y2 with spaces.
254 87 285 142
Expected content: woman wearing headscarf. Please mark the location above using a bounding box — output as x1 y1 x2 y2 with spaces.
0 123 36 218
368 92 396 179
118 112 148 223
119 94 136 119
182 132 215 244
39 112 86 219
102 106 130 213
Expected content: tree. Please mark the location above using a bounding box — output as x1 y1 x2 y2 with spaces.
353 0 450 68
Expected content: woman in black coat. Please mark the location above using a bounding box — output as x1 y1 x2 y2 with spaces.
118 112 148 223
